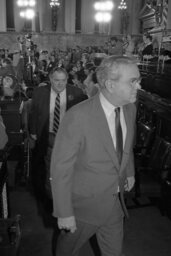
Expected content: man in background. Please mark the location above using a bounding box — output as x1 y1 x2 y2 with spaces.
108 36 123 55
0 111 8 150
29 67 87 210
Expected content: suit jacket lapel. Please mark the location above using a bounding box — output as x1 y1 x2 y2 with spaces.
120 105 133 171
92 95 120 170
66 85 76 110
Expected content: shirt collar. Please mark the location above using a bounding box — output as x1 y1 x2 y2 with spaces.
51 87 66 97
99 92 117 117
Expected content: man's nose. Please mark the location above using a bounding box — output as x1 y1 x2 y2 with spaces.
135 82 141 90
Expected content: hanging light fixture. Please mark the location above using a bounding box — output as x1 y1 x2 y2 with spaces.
49 0 60 8
17 0 36 19
94 1 114 23
118 0 127 10
17 0 36 7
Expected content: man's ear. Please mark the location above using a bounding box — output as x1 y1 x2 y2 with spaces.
105 79 114 93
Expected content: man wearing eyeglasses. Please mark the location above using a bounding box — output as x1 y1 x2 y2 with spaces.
51 55 141 256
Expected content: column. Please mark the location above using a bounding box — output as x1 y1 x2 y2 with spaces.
128 0 142 34
6 0 15 31
0 0 6 32
110 0 121 35
14 2 25 32
41 0 51 31
32 0 42 32
81 0 95 33
57 0 65 32
167 0 171 29
65 0 76 33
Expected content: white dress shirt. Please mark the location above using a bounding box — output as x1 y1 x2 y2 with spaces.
99 93 127 149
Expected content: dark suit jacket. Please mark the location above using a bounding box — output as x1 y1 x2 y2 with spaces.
29 83 87 157
142 44 153 56
51 93 136 225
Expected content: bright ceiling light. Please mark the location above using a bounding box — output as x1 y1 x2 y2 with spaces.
29 0 36 6
95 12 112 22
103 12 112 22
94 2 101 11
105 1 114 11
23 0 29 6
95 12 103 22
118 0 127 10
94 1 114 11
17 0 24 6
17 0 36 7
25 9 35 19
19 11 25 17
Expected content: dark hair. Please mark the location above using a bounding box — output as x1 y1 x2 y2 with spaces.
2 58 12 65
2 74 18 90
110 36 118 42
49 67 68 78
84 62 95 71
92 72 98 84
144 34 152 42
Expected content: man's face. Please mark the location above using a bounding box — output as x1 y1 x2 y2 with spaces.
50 71 67 93
110 64 141 105
111 39 116 46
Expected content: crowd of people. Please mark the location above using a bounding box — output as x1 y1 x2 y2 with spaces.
0 32 156 101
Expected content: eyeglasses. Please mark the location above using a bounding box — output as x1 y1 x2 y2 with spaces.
110 77 142 87
130 77 142 87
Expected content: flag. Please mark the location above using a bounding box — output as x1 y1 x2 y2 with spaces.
162 0 169 29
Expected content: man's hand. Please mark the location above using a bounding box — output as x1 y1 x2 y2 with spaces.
58 216 77 233
29 134 37 149
124 176 135 191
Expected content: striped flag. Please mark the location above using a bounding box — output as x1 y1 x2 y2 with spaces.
162 0 169 29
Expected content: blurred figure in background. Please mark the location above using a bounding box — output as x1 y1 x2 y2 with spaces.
123 34 135 57
108 36 123 55
0 111 8 150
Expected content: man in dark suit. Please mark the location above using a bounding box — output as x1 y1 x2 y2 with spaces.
142 34 153 56
50 56 141 256
29 67 87 201
0 112 8 150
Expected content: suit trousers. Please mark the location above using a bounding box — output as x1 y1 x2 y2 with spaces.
56 196 124 256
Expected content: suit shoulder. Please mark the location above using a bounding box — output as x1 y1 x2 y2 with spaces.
33 84 50 95
67 96 93 114
67 84 86 95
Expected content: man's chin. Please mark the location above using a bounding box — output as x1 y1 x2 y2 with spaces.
130 96 137 103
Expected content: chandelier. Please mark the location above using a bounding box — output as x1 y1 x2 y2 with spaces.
94 1 114 23
118 0 127 10
17 0 36 19
17 0 36 7
50 0 60 8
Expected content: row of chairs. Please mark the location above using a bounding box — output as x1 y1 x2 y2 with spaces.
140 72 171 101
134 101 171 217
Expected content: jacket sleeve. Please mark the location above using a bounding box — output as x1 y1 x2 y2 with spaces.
28 88 39 136
50 108 83 218
0 115 8 150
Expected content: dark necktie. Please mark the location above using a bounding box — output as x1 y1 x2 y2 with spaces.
53 93 60 134
115 108 129 218
115 107 123 164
